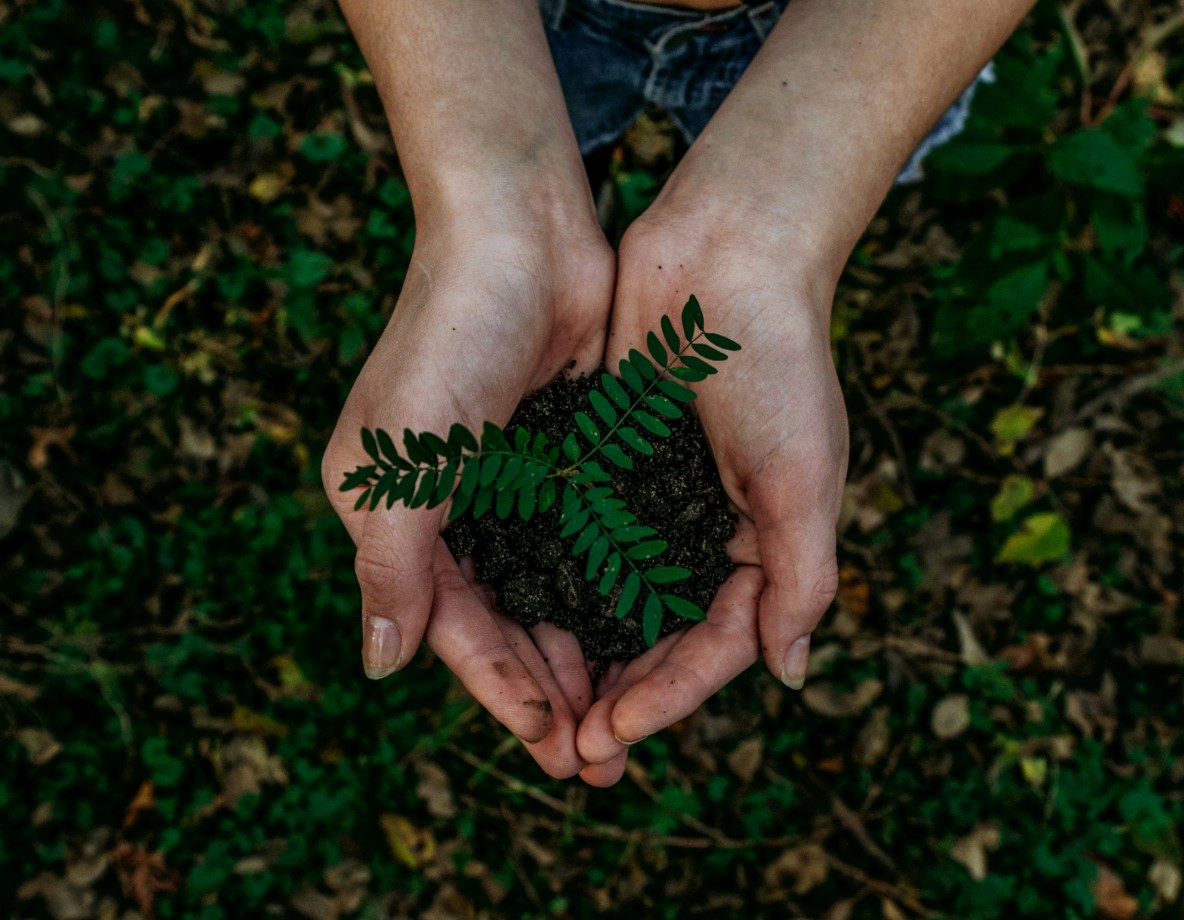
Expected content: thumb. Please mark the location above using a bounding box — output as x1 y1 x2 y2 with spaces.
754 497 840 690
354 505 439 680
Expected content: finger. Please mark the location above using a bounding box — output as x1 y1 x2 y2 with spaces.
530 622 595 721
605 565 762 744
578 751 629 788
754 507 839 690
576 630 684 765
354 504 442 679
424 544 555 744
494 614 585 779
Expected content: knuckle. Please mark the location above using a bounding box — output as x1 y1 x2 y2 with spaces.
809 564 840 616
354 550 401 594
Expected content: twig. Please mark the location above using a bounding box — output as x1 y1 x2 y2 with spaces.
1069 358 1184 425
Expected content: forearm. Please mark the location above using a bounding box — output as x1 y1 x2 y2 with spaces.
656 0 1035 285
338 0 595 231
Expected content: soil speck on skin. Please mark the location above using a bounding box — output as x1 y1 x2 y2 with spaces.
445 371 735 663
524 700 553 714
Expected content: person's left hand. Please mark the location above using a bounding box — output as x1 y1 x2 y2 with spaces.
573 202 850 787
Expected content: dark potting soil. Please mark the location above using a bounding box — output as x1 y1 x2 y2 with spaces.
444 371 735 662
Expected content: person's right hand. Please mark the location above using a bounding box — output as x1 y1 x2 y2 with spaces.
322 203 614 779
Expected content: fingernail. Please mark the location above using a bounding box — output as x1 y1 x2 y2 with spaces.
613 732 648 747
780 635 811 690
363 616 402 680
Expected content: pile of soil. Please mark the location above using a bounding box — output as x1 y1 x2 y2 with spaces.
444 371 735 662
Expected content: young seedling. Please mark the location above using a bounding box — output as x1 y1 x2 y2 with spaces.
340 296 740 647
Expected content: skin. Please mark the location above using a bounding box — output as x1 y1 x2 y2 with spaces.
324 0 1036 784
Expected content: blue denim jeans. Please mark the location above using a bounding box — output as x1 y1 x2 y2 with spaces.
539 0 992 183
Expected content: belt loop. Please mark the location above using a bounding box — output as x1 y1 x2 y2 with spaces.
745 1 782 41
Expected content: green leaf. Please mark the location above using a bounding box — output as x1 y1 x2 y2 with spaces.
601 374 631 409
409 469 438 508
1047 129 1143 197
572 523 599 555
599 554 621 595
682 295 703 339
459 456 481 498
616 573 641 618
496 456 524 490
618 427 653 455
629 349 658 381
562 432 580 462
421 431 450 458
575 412 600 445
599 509 635 530
353 489 371 511
588 390 618 427
479 455 504 487
655 379 696 403
448 423 478 453
473 485 494 519
705 332 741 352
560 508 589 538
644 394 682 419
495 487 514 519
585 536 609 580
361 429 381 463
990 474 1036 522
646 566 691 584
692 342 728 362
390 473 416 508
518 484 537 521
661 315 681 353
996 512 1071 566
340 465 377 491
601 444 634 469
376 429 399 464
647 331 668 367
434 460 458 504
643 592 663 647
633 411 671 438
626 539 667 560
404 428 433 465
680 355 717 375
662 595 706 622
669 366 708 383
539 478 557 513
619 358 645 393
573 462 612 484
447 484 475 521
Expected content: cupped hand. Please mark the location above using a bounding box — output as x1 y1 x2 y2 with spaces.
323 211 615 778
575 212 849 786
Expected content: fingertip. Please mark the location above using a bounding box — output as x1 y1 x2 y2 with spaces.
576 697 628 765
579 752 629 788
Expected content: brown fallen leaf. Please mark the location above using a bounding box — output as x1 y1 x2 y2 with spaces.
1091 861 1138 920
110 841 180 919
950 824 1001 881
726 736 764 783
802 680 883 718
932 695 972 739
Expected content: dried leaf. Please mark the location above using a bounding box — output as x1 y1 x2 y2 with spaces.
1091 861 1138 920
854 706 891 766
16 727 61 765
952 611 991 666
1043 427 1091 479
726 737 764 783
380 814 436 870
414 761 457 819
932 695 971 739
950 824 1000 881
1148 858 1181 905
762 844 829 896
802 680 883 718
